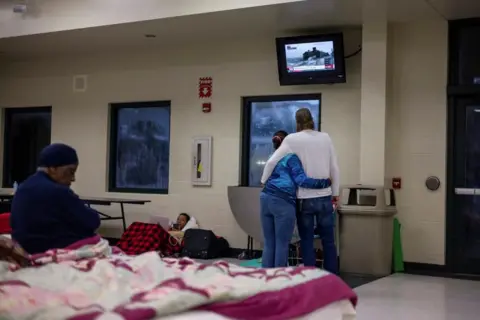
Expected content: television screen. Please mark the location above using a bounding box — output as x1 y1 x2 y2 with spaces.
276 33 346 86
285 41 335 73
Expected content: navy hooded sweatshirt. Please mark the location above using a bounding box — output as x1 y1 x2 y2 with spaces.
10 171 101 254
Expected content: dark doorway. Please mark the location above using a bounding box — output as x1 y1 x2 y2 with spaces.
2 107 52 187
447 19 480 274
447 97 480 273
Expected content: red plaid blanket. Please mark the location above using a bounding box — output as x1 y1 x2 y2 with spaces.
116 222 183 256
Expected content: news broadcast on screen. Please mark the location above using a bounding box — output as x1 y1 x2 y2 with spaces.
284 41 335 73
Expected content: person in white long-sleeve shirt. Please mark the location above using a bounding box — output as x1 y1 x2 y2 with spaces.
260 108 340 273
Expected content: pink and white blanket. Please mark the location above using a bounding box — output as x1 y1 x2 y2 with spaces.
0 237 357 320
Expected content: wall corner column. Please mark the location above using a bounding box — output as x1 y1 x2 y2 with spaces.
359 0 388 185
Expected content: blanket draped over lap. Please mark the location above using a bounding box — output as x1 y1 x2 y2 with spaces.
0 236 357 320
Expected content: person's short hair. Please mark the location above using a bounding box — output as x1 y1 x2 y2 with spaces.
179 213 190 222
295 108 315 131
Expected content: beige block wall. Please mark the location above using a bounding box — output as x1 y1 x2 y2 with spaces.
0 20 450 263
386 20 448 265
0 30 362 248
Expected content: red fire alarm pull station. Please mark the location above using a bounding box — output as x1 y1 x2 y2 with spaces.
199 77 213 98
202 102 212 113
392 177 401 189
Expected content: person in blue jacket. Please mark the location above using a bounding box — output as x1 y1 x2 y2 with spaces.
261 130 331 268
10 143 101 254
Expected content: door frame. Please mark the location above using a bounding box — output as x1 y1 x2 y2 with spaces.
445 95 457 272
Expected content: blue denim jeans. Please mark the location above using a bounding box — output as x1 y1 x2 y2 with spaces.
260 192 296 268
297 196 338 273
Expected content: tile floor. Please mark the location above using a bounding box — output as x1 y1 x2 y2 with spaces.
355 274 480 320
339 272 380 288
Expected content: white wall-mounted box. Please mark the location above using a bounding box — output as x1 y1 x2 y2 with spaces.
192 136 212 186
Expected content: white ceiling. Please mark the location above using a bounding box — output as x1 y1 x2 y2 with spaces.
0 0 477 60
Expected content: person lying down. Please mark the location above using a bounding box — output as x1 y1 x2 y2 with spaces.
116 213 199 257
168 213 198 238
10 143 101 254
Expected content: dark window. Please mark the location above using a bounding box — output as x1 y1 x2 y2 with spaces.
108 101 170 194
3 107 52 187
241 94 321 187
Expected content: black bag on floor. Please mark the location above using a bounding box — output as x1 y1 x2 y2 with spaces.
182 229 229 259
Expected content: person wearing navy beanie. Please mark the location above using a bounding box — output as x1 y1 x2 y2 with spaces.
10 143 101 254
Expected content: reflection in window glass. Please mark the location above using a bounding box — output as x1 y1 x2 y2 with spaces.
248 100 320 186
465 106 480 189
111 103 170 192
462 106 480 258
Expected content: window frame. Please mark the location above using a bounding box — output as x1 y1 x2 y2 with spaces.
108 100 171 194
2 106 52 188
240 93 322 187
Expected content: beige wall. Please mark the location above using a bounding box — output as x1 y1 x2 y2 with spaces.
0 30 362 248
0 19 450 263
386 19 448 265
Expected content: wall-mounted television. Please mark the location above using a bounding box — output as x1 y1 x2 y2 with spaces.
276 33 346 86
